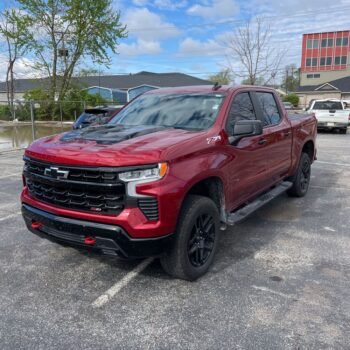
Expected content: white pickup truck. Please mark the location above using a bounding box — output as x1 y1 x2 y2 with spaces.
307 99 350 134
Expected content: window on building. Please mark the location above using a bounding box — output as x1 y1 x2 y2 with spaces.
320 57 332 66
255 92 281 126
306 58 318 67
321 38 334 47
307 39 319 49
227 93 256 134
307 74 321 79
336 37 349 46
335 56 347 65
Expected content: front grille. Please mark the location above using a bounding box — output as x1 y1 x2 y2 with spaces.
25 157 120 184
138 198 159 221
24 157 126 215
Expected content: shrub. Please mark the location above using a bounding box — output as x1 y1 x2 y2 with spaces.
0 105 11 121
283 93 299 107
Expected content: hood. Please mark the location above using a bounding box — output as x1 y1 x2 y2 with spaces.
25 124 208 166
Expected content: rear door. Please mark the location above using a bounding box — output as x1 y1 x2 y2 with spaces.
252 91 293 184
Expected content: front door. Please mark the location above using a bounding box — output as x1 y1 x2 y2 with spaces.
224 91 270 211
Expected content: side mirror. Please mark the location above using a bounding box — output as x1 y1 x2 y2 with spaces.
229 120 263 145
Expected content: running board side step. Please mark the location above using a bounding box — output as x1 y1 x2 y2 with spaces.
226 181 293 226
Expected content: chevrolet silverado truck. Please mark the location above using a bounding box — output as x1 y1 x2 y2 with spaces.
307 99 350 133
21 85 317 280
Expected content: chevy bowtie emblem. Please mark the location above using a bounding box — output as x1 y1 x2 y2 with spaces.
44 167 69 179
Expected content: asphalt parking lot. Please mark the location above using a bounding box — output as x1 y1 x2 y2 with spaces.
1 131 350 349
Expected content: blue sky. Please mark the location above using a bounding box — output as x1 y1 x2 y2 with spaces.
1 0 350 83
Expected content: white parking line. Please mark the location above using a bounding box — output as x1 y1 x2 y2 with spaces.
252 285 294 299
0 211 21 222
0 172 22 180
315 160 350 167
92 257 154 308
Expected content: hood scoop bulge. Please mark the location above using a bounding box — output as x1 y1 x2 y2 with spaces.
60 124 168 145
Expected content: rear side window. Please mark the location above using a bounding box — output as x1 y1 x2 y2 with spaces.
227 92 256 134
256 92 281 126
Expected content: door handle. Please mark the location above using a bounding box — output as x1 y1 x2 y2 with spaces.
283 132 291 137
258 138 267 145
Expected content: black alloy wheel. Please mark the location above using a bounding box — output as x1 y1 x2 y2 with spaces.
160 195 220 281
187 213 216 267
300 156 311 193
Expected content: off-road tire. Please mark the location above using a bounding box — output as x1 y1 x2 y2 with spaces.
287 152 311 197
160 195 220 281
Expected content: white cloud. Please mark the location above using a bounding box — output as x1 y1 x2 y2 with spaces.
0 56 37 82
119 39 162 56
153 0 188 10
132 0 149 6
187 0 239 19
131 0 188 10
178 37 223 56
124 8 181 41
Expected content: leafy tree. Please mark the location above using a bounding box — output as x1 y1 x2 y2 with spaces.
208 69 232 85
0 8 33 119
281 64 300 93
283 93 299 107
23 88 53 120
23 86 108 120
18 0 127 102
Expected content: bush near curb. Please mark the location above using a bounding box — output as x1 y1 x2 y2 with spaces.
282 94 299 107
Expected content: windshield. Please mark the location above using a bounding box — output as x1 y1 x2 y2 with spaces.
313 101 343 110
110 93 225 130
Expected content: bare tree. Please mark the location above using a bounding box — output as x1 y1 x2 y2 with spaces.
0 8 32 119
225 17 285 85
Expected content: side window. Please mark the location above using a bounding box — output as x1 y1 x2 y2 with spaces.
256 92 281 126
227 92 256 134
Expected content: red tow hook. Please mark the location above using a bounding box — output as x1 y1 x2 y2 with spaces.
84 236 96 245
31 221 42 229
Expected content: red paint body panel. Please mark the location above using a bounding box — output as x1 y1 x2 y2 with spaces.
21 86 317 240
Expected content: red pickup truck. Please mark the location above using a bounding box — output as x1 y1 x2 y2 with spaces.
21 85 317 280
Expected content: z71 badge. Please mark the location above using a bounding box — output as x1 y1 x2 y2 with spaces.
206 136 222 144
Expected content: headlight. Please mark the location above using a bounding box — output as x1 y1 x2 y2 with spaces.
119 163 168 182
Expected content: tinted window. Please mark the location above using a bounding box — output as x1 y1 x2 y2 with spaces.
306 58 317 67
227 93 256 134
334 56 346 65
320 57 332 65
111 93 225 130
321 38 333 47
307 39 318 49
313 101 343 110
336 37 348 46
256 92 281 126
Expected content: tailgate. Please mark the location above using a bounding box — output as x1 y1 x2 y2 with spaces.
313 110 349 125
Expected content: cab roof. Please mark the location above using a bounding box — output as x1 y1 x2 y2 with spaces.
144 85 277 95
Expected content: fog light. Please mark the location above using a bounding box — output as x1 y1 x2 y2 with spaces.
84 236 96 245
31 221 42 229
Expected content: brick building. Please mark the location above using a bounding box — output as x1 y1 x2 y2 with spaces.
300 30 350 86
297 30 350 107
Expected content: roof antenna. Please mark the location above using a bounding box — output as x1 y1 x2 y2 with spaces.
212 82 222 91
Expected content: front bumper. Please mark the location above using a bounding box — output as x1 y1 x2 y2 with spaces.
22 204 174 258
